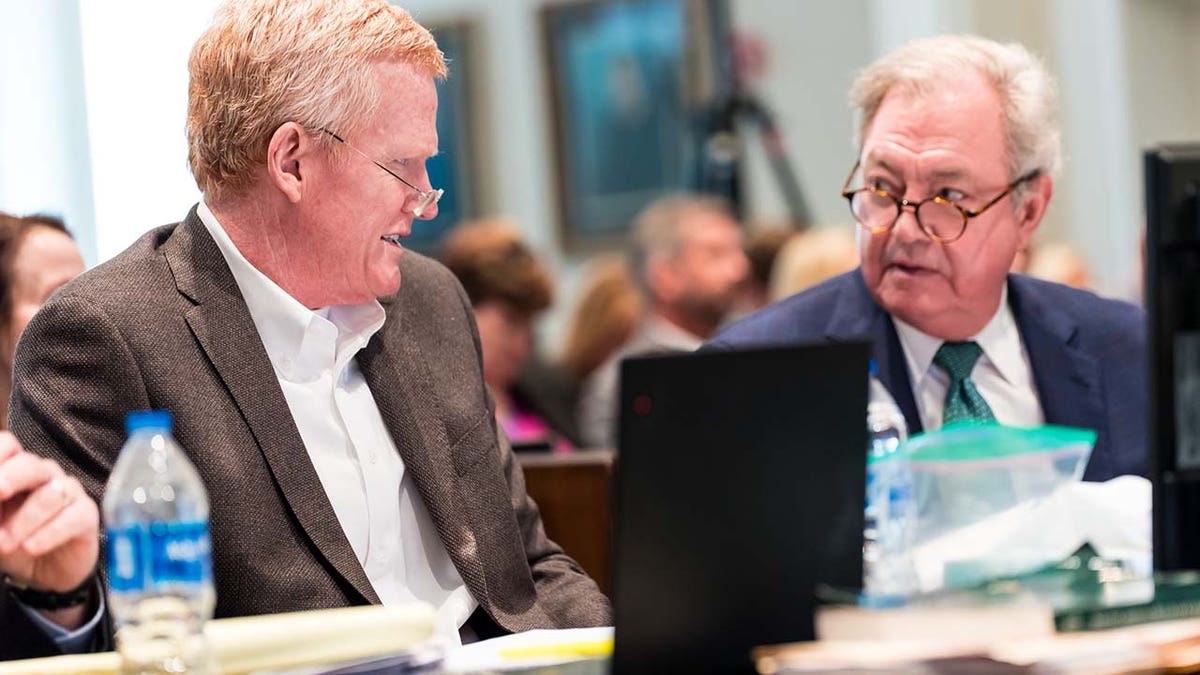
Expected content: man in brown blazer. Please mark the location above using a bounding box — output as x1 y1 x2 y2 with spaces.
0 0 609 660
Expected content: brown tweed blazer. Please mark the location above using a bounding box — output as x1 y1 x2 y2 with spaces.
1 208 610 659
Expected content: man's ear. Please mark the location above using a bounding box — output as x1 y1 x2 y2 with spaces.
266 122 313 204
1015 174 1052 251
648 256 681 304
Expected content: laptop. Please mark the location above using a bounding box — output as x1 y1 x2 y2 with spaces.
611 341 870 674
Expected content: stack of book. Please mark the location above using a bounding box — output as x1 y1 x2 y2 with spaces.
755 546 1200 673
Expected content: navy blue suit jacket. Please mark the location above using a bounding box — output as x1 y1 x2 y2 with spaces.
710 269 1147 482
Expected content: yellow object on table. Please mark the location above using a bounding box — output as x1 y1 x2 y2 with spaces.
0 603 435 675
497 636 613 660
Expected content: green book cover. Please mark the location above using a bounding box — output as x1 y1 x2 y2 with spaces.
1051 570 1200 632
978 544 1200 632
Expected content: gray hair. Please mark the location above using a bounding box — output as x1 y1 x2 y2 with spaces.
628 193 735 293
849 34 1061 184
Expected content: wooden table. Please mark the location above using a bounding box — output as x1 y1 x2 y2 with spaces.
517 449 615 596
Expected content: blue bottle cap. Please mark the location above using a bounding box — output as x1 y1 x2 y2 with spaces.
125 410 173 434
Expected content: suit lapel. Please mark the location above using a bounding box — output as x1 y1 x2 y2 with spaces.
163 209 381 605
1007 276 1108 475
356 300 490 606
823 271 923 434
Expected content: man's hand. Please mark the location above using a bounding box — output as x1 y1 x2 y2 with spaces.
0 432 99 629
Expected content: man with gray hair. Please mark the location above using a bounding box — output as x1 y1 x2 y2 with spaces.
711 34 1145 482
0 0 608 661
577 194 749 448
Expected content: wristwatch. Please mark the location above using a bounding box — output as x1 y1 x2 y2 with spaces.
4 574 95 610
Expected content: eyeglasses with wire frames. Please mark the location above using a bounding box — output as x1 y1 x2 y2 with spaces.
840 160 1041 244
317 127 443 218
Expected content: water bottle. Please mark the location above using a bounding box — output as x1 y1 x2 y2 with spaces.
864 367 917 599
102 410 215 674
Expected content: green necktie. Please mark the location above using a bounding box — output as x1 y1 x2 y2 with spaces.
933 341 996 426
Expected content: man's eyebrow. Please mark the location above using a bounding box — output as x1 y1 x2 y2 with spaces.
864 154 968 182
862 154 899 176
929 166 969 181
390 148 439 163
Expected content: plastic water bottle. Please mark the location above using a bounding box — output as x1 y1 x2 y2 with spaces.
864 368 917 598
102 410 215 674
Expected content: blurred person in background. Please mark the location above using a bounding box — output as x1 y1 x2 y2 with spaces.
1025 240 1092 290
0 213 85 428
577 193 749 448
732 226 794 319
441 218 578 449
768 226 859 302
559 255 644 389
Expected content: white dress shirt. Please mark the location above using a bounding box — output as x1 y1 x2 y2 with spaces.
198 202 476 644
892 286 1044 432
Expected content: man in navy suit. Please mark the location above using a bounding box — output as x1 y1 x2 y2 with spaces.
711 35 1145 482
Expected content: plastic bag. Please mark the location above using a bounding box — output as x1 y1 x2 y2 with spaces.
904 424 1097 591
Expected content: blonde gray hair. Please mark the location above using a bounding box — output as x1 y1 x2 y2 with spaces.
628 193 735 291
187 0 447 201
850 34 1061 183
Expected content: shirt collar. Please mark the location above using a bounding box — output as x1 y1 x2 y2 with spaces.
893 284 1025 386
196 201 385 381
643 315 705 352
971 284 1026 386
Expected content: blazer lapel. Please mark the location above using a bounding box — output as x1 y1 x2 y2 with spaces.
163 209 381 604
356 300 490 606
1007 276 1109 477
823 271 923 434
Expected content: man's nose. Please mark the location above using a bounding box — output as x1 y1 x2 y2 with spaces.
890 204 927 243
414 196 439 221
412 168 439 220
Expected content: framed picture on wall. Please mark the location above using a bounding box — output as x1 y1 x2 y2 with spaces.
407 20 486 255
541 0 719 251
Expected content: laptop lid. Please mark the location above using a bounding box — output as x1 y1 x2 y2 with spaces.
611 342 869 674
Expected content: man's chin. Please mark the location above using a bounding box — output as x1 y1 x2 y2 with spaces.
878 289 983 339
369 273 403 300
874 281 941 320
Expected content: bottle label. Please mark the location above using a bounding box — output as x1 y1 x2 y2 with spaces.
107 524 144 593
107 521 212 593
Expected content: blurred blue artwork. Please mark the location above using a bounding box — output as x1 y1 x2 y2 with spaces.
407 23 477 254
545 0 690 244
